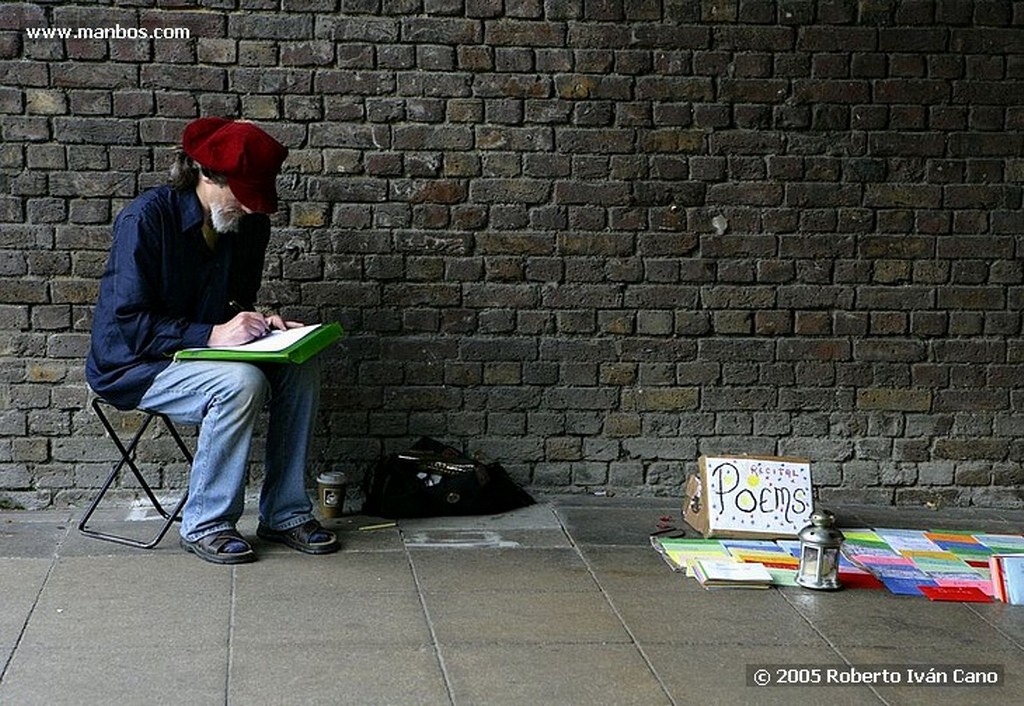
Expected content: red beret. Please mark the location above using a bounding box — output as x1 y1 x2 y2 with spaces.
182 118 288 213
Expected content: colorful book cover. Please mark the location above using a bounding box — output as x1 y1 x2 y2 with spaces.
654 528 1024 598
875 529 942 553
976 535 1024 556
920 586 992 603
652 537 731 574
722 539 796 566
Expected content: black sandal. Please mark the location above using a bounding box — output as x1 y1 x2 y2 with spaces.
256 519 339 555
180 529 256 565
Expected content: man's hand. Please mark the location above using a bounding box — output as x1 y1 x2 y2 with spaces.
208 312 305 347
208 312 271 347
264 314 303 331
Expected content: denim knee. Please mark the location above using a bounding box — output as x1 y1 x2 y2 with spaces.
219 363 270 411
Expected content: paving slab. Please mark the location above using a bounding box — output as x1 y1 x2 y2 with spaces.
18 556 231 650
783 588 1023 651
644 644 883 706
577 545 687 595
409 547 595 593
399 503 571 549
397 502 565 531
401 527 570 549
320 515 406 552
57 520 183 557
840 644 1024 706
0 559 51 676
0 510 74 524
1 643 227 706
443 643 672 706
232 579 431 647
229 644 448 706
607 582 829 647
233 548 417 592
552 505 679 546
0 519 67 558
968 601 1024 646
425 589 631 645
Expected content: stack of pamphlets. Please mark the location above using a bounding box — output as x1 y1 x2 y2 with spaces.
691 559 774 589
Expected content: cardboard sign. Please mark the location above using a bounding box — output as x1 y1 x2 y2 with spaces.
683 455 812 538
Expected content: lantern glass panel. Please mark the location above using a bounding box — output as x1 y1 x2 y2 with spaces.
821 547 838 579
799 545 820 579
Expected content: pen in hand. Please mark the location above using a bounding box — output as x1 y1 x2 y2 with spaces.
209 301 304 347
209 303 270 346
229 301 291 331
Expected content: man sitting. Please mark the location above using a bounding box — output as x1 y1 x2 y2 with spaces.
86 118 339 564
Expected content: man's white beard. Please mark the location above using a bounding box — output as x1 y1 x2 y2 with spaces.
210 203 243 233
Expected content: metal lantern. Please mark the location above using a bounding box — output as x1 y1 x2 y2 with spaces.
796 509 845 591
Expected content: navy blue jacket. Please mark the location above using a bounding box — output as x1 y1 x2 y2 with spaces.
86 185 270 409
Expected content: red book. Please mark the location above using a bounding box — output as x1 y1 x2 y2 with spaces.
919 585 992 603
989 555 1006 602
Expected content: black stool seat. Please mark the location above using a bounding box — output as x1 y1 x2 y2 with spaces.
78 398 193 549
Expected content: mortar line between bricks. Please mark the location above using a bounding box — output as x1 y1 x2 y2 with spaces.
401 528 457 706
553 511 680 706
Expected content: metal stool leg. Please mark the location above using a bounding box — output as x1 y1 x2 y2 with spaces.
78 399 192 549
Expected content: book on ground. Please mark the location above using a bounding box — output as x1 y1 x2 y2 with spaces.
650 536 732 575
990 553 1024 605
174 322 343 364
692 559 773 589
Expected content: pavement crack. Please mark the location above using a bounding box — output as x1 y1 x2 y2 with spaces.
0 553 60 684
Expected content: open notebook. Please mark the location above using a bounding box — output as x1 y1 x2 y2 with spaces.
174 322 343 364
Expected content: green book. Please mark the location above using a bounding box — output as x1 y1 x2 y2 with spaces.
174 322 343 364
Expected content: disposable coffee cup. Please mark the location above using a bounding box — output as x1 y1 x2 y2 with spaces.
317 470 347 518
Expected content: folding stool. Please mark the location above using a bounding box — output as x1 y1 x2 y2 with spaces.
78 398 193 548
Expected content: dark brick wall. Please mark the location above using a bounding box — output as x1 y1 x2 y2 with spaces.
2 0 1023 510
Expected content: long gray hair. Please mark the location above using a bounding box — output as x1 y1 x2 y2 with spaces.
169 150 227 190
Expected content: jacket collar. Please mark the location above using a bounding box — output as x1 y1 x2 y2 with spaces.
176 186 205 234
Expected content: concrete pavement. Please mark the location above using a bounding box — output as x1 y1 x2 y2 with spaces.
1 496 1023 705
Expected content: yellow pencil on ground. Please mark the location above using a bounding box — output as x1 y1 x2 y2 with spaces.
358 522 398 531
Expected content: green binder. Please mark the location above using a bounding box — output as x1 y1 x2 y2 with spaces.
174 322 343 364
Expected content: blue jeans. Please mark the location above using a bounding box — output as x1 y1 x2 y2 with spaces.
138 358 321 542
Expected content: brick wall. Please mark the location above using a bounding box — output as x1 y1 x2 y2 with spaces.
2 0 1023 510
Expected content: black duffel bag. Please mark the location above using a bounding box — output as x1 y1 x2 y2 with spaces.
363 437 535 518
